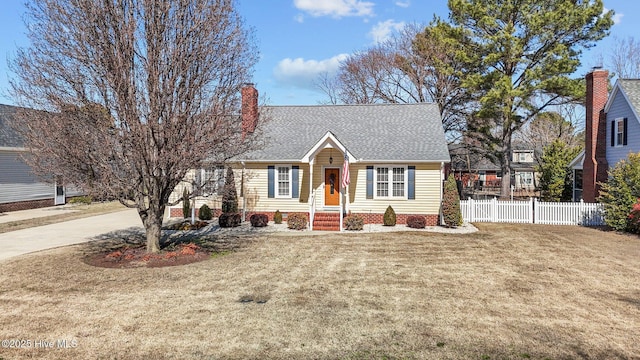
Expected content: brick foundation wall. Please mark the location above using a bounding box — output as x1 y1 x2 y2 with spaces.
0 199 55 213
169 208 223 218
351 213 439 226
169 207 439 227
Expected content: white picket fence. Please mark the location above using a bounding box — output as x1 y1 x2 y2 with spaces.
460 198 605 226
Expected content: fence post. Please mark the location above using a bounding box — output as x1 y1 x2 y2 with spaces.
530 197 535 224
492 197 498 222
579 199 584 226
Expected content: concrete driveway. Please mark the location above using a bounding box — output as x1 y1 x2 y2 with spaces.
0 208 143 262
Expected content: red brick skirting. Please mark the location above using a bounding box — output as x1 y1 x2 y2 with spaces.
0 199 55 213
351 213 439 226
170 208 223 218
169 207 438 226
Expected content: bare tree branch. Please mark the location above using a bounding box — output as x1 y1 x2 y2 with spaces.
10 0 259 252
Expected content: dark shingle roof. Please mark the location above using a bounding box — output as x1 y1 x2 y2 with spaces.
619 79 640 114
0 104 23 148
244 103 450 162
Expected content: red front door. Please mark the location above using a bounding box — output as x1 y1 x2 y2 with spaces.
324 168 340 206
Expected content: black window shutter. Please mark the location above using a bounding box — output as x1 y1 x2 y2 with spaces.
623 118 628 145
611 121 615 146
366 166 373 199
267 166 274 198
408 166 415 200
292 166 299 198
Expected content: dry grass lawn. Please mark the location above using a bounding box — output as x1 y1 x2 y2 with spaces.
0 223 639 359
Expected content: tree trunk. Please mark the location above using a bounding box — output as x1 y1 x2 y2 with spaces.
138 201 165 253
144 216 162 253
500 129 513 199
500 160 511 199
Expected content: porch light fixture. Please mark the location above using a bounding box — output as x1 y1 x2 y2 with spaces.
329 149 333 164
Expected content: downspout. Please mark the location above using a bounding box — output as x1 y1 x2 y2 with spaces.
241 161 246 222
440 161 444 226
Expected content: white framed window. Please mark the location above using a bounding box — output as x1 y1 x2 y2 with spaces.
276 165 291 198
615 118 625 146
375 166 407 199
518 153 526 162
200 165 225 196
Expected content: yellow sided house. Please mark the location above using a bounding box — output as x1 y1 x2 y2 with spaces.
170 85 450 230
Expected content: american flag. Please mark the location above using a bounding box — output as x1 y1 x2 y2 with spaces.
341 153 350 188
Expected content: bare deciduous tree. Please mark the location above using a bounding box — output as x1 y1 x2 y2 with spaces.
316 23 471 141
607 36 640 79
10 0 258 252
514 108 583 166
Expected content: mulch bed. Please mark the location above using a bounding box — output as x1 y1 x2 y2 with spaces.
83 220 258 269
84 242 212 269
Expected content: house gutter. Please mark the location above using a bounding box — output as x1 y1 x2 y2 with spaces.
235 158 452 164
440 161 444 226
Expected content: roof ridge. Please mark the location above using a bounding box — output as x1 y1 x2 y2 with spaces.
262 102 437 108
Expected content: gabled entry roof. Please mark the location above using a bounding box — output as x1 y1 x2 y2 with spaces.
242 103 450 163
300 131 355 163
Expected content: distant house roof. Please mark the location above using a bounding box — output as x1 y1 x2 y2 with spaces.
0 104 24 148
448 143 500 172
242 103 450 163
449 143 536 172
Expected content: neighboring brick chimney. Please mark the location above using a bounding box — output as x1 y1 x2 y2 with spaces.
582 68 609 202
241 83 258 140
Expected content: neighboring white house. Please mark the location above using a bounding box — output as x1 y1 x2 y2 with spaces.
0 104 81 212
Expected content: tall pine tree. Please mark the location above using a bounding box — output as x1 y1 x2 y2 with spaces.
443 0 613 197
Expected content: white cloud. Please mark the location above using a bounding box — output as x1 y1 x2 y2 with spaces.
604 7 623 25
294 13 305 23
293 0 375 18
395 1 410 8
274 54 349 89
369 19 406 44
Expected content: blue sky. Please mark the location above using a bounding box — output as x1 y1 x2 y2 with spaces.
0 0 637 106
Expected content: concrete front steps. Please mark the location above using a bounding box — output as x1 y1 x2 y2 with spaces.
312 212 341 231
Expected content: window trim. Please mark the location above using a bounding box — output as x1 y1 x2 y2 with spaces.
200 165 225 196
373 165 408 200
275 165 292 199
615 117 625 147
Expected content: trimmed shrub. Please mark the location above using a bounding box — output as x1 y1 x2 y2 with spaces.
406 215 426 229
221 167 238 214
287 213 307 230
598 153 640 232
198 204 213 221
627 200 640 234
250 213 269 227
273 210 283 224
383 206 396 226
343 214 364 231
218 213 241 228
182 187 191 219
442 175 462 227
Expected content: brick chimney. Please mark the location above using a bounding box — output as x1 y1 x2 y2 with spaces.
582 68 609 202
241 83 258 140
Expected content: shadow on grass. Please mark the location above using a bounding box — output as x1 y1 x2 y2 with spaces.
82 223 260 256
